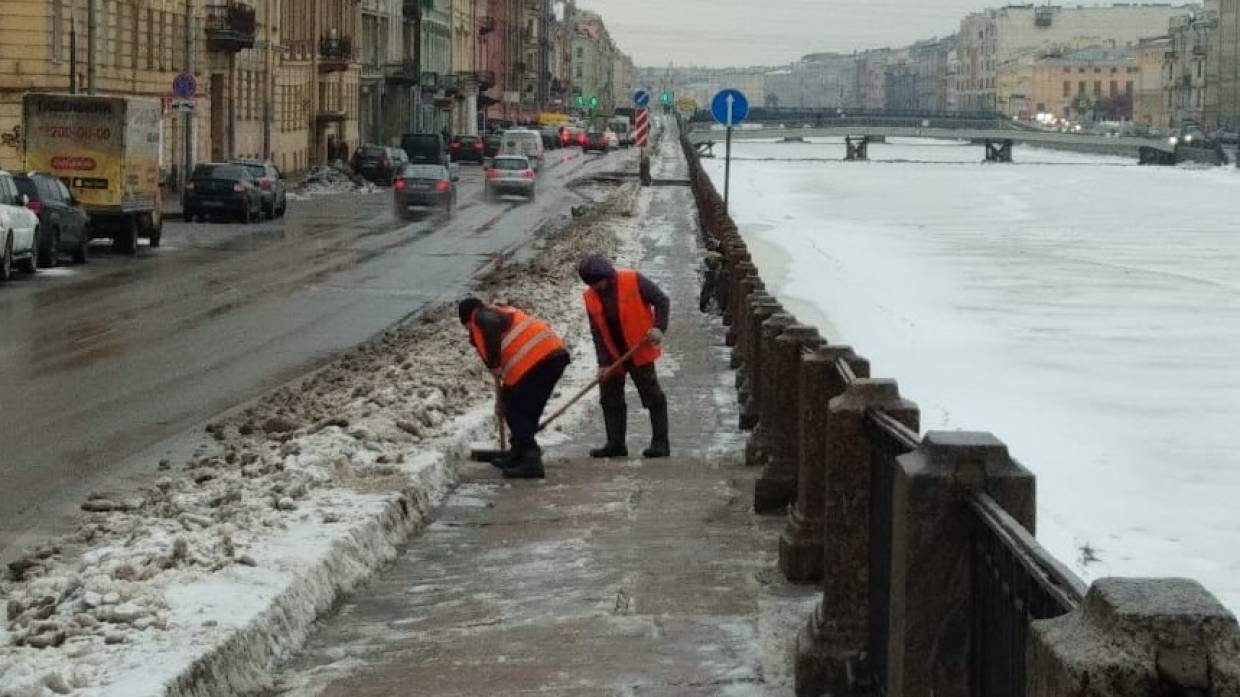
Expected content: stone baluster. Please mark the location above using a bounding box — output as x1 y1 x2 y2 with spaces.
779 346 870 581
741 311 792 435
754 325 825 513
736 298 781 430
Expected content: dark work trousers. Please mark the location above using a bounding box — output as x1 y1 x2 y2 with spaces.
501 351 571 455
598 362 668 443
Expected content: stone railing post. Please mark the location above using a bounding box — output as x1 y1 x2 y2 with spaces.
724 262 757 345
780 346 870 582
732 291 775 377
737 300 782 430
1029 578 1240 697
795 379 918 697
884 432 1035 697
721 250 751 329
754 325 825 513
742 312 793 438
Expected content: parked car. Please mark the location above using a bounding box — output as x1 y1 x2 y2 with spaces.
400 133 449 165
498 129 546 170
12 172 90 266
393 163 458 220
605 131 621 149
183 164 264 223
230 158 288 218
584 131 610 153
450 135 486 163
539 126 563 150
350 145 405 185
484 155 537 201
483 133 503 159
0 170 40 281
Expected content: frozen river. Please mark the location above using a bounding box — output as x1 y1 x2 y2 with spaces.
704 138 1240 612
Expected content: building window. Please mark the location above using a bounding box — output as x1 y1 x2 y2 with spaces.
1079 81 1086 94
1126 80 1133 94
1110 81 1118 96
52 0 63 62
1111 67 1118 74
1093 81 1101 96
1064 80 1071 97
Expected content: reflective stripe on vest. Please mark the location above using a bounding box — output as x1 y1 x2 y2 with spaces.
583 269 662 367
470 306 565 386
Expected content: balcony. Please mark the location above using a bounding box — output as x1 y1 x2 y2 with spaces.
477 70 497 89
441 73 461 96
318 35 354 73
205 1 256 53
478 15 496 35
315 108 347 124
385 60 419 85
402 0 426 17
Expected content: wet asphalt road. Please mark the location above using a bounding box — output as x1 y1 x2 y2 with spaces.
0 146 632 558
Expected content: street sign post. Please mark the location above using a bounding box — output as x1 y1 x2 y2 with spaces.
633 90 650 108
711 89 750 216
635 108 650 148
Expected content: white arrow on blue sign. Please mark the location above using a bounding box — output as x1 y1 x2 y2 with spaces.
633 90 650 107
711 89 749 127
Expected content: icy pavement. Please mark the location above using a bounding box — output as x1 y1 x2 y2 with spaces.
0 182 641 696
257 121 818 697
705 138 1240 612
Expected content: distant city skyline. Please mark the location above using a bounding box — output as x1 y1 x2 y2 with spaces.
573 0 1168 68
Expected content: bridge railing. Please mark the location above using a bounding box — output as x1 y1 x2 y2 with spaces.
676 114 1240 697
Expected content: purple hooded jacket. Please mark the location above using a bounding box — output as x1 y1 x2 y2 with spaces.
578 255 670 366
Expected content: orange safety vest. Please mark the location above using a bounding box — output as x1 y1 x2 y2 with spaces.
469 305 565 387
583 268 662 367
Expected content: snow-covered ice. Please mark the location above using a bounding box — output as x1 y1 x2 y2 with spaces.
706 137 1240 612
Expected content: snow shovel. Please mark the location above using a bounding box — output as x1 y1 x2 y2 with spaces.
469 377 509 464
536 341 647 433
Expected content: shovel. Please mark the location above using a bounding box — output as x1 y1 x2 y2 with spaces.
467 341 648 464
469 377 509 464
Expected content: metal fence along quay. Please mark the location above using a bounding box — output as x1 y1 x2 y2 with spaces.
675 114 1240 697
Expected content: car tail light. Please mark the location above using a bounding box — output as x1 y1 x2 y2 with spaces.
259 179 274 191
232 183 246 193
485 169 499 179
450 142 461 149
579 135 588 145
394 178 407 191
474 142 484 150
435 180 450 192
521 170 535 179
26 200 43 213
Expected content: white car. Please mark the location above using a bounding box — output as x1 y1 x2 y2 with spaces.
498 129 546 170
605 131 620 149
0 170 40 282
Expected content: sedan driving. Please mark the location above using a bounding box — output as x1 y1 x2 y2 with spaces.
393 164 458 220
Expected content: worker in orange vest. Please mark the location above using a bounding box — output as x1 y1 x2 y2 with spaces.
459 297 571 479
578 254 671 459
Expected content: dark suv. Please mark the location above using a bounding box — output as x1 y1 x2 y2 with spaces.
351 145 407 184
183 164 264 223
12 173 90 266
400 133 449 165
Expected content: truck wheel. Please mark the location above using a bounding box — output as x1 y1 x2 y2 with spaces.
1 233 12 282
114 219 138 255
38 229 60 268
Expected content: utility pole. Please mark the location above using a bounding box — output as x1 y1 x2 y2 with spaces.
183 0 194 194
87 0 97 94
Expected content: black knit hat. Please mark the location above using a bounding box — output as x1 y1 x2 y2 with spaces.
457 297 484 325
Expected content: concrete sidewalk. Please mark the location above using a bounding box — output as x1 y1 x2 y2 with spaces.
265 125 818 697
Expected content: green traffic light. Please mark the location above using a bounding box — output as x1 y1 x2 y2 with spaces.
660 91 670 104
589 96 599 108
575 96 584 107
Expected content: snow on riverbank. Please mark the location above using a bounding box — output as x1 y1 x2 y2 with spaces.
0 183 639 697
705 138 1240 612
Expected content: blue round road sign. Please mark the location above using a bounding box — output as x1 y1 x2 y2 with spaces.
633 90 651 107
172 72 198 99
711 89 750 127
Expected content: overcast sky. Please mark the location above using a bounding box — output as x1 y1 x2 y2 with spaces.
574 0 1114 68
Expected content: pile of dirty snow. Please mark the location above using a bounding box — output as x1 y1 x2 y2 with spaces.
0 182 639 697
293 166 376 196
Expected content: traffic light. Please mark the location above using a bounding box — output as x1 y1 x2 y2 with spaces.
575 95 585 108
589 96 599 110
660 91 671 105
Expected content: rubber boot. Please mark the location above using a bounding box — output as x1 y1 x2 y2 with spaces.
503 445 545 479
590 401 628 458
642 404 671 459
